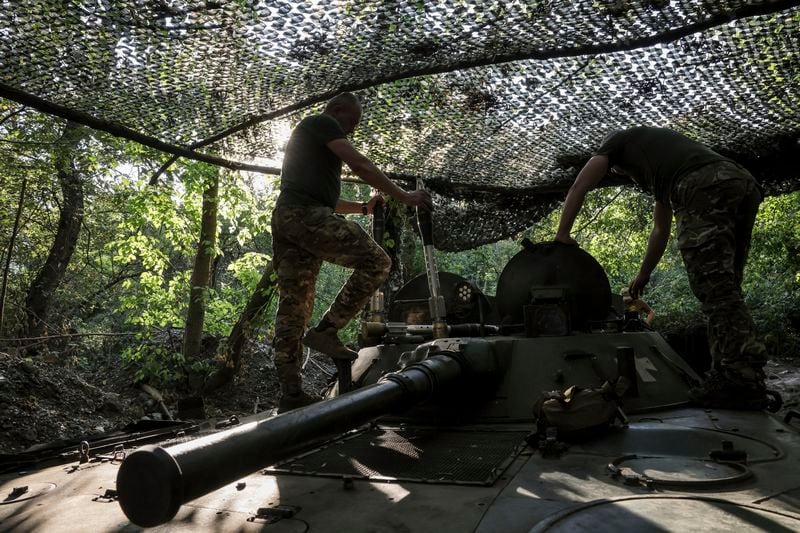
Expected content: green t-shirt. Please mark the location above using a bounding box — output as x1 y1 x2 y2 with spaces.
277 114 346 209
596 127 731 205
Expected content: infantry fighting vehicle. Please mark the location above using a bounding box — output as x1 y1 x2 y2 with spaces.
1 210 799 532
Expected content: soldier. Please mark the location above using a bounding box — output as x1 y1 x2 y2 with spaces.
554 126 767 409
271 92 432 412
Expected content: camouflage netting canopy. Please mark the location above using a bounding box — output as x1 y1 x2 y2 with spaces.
1 0 799 250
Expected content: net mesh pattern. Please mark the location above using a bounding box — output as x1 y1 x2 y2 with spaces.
1 1 798 250
267 426 527 485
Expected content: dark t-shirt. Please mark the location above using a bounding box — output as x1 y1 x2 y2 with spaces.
277 114 346 209
596 127 732 205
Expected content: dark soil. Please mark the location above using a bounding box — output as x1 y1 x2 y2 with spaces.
765 357 800 416
0 350 140 453
0 340 336 454
201 340 336 417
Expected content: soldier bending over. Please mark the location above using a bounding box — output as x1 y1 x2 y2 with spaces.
272 92 432 411
555 127 767 409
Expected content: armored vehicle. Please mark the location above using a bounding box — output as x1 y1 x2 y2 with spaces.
1 237 799 532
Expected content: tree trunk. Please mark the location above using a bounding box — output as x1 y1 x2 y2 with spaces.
0 177 27 334
22 122 84 340
203 262 277 393
182 172 219 363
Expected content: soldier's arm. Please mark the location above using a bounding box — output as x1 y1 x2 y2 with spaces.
645 307 656 327
334 193 385 215
336 192 386 215
327 138 432 210
335 199 367 215
555 155 609 245
630 201 672 298
637 300 656 326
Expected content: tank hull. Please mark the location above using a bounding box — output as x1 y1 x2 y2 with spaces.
2 333 799 531
2 407 799 532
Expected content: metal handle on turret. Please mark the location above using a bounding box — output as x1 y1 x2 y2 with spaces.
415 180 447 338
416 204 434 246
369 194 387 322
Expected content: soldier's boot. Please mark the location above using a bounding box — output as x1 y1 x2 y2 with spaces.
276 365 321 413
303 326 358 361
688 364 768 410
277 382 322 413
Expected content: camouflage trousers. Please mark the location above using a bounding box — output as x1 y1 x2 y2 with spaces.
271 204 391 388
672 161 767 376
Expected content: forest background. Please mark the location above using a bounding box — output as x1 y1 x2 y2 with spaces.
1 102 799 393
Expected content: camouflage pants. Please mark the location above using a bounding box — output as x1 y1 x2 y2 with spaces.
271 204 391 387
672 161 766 375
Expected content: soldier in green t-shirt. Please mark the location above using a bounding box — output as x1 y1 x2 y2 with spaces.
271 92 432 412
554 127 768 409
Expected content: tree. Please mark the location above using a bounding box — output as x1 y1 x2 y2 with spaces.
182 168 220 369
0 177 26 332
22 121 86 340
204 262 277 392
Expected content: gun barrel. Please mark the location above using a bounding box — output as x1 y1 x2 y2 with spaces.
362 321 499 339
117 353 465 527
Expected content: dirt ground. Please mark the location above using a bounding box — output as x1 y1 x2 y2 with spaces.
0 340 335 454
0 341 797 455
764 357 800 415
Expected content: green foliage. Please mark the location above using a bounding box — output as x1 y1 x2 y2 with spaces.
433 239 520 296
117 271 189 329
743 192 800 339
2 102 798 387
228 252 272 290
123 343 185 385
107 166 280 381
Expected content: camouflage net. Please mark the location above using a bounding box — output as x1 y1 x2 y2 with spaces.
1 1 799 250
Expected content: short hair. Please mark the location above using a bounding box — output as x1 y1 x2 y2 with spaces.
325 92 361 113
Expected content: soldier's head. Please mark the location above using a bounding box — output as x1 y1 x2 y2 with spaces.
324 92 362 135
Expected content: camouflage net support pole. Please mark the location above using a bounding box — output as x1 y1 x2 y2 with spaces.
368 197 386 323
416 179 448 338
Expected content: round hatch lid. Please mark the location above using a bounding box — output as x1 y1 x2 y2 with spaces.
608 455 752 488
495 241 611 328
530 496 800 532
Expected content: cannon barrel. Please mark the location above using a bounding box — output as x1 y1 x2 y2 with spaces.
117 348 495 527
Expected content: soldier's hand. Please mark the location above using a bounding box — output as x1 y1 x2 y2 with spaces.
366 194 385 215
402 190 433 211
629 272 650 299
